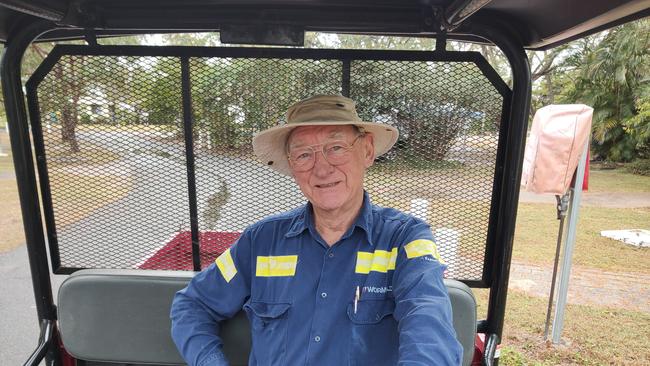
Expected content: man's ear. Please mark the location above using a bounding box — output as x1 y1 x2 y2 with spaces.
363 133 375 168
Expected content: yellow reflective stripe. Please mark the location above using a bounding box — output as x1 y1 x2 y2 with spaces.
256 255 298 277
388 247 398 270
355 248 398 274
215 248 237 283
355 252 373 274
404 239 442 261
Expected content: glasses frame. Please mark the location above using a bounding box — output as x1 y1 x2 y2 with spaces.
287 134 366 172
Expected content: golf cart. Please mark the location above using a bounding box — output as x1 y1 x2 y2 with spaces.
1 1 647 365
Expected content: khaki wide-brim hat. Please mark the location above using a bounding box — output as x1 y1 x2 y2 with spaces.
252 95 399 176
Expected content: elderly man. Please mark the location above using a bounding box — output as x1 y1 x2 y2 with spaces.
171 95 463 365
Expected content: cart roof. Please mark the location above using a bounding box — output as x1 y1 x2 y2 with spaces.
0 0 647 49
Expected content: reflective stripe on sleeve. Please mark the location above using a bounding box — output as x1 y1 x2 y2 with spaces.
404 239 442 261
355 248 398 274
215 248 237 283
256 255 298 277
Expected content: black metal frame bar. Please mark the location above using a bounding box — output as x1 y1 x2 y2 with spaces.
461 20 532 352
26 83 62 272
3 21 529 366
1 19 61 365
23 319 54 366
180 56 202 272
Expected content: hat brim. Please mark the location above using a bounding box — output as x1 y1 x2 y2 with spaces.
252 120 399 176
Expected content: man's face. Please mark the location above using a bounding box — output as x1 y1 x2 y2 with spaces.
287 125 375 214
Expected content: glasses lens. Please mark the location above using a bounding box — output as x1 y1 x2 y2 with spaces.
289 136 362 172
289 148 314 171
324 141 351 164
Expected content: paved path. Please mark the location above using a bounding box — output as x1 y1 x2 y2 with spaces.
509 262 650 313
0 245 65 365
519 191 650 208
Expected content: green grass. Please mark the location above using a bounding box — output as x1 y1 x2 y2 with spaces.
514 203 650 273
587 169 650 193
473 289 650 365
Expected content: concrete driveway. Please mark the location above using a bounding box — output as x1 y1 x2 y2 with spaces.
0 245 65 365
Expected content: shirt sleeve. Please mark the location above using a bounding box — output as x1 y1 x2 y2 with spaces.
391 218 464 366
170 229 253 366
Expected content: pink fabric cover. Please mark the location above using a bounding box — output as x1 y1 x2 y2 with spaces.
521 104 593 194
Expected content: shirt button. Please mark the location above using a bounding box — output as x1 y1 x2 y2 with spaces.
328 252 334 258
314 336 321 342
321 292 327 298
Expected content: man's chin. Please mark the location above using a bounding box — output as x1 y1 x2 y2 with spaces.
312 200 344 213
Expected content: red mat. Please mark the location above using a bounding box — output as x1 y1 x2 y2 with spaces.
139 231 241 270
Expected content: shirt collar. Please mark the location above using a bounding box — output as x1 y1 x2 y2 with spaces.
354 191 375 246
285 191 375 246
285 203 310 238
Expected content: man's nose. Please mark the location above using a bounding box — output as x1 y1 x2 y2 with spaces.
312 149 334 175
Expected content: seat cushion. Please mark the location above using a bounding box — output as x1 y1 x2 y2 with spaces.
59 270 475 365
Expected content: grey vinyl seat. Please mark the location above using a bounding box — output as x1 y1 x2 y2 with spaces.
58 269 476 365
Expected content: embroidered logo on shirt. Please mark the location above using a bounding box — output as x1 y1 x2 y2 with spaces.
215 248 237 283
363 285 392 294
256 255 298 277
355 248 398 274
404 239 443 262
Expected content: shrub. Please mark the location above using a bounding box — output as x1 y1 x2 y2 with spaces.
625 159 650 176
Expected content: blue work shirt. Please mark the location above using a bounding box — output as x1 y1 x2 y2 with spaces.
171 192 463 365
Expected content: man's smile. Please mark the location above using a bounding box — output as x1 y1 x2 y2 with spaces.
315 181 341 189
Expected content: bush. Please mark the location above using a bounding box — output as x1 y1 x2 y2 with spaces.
625 159 650 176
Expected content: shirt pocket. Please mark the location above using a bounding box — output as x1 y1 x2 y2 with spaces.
347 299 398 366
244 301 291 366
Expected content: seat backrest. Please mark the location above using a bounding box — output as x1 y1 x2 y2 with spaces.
445 278 478 366
58 270 475 365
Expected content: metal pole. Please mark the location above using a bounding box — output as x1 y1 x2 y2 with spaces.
551 141 589 343
180 56 201 272
543 192 569 339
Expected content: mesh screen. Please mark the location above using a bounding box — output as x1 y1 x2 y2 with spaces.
352 60 502 279
35 49 504 282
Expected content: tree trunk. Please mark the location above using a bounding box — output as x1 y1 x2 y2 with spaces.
61 105 79 153
545 73 555 104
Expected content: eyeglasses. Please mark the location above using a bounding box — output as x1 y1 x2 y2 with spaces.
287 134 365 172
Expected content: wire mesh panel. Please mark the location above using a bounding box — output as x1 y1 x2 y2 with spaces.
36 55 193 270
352 60 503 280
31 46 507 282
190 58 341 266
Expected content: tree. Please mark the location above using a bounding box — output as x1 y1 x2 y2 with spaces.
306 34 502 165
561 19 650 161
191 56 340 151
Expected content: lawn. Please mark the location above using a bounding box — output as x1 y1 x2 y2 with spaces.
0 132 25 252
514 203 650 273
587 168 650 193
47 171 133 228
473 289 650 365
0 176 25 253
491 166 650 365
0 132 132 252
